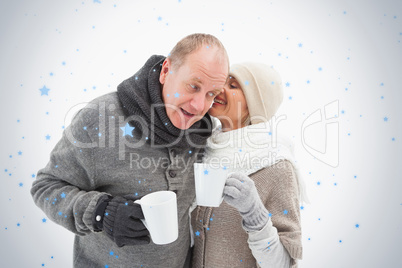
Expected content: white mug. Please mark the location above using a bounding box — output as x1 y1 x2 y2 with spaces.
193 163 229 207
134 191 178 245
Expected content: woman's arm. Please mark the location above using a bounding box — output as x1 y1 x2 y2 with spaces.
246 218 291 268
224 159 303 267
249 160 303 267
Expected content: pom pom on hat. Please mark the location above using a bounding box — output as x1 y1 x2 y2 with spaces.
230 62 284 125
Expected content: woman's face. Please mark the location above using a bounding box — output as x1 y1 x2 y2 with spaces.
208 76 249 130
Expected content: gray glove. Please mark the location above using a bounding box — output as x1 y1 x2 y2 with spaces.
223 172 269 231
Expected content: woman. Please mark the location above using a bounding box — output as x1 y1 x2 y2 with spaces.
191 62 307 267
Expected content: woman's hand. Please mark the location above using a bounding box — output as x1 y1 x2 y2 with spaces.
223 172 269 231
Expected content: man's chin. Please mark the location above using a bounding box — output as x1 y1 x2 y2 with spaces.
171 116 201 130
170 118 190 130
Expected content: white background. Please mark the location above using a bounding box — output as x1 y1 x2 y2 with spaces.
0 0 401 267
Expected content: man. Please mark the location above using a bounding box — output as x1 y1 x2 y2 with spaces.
31 33 229 268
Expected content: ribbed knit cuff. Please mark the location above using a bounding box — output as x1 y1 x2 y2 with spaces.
282 242 303 260
246 218 276 241
92 194 112 232
241 201 269 232
83 192 111 233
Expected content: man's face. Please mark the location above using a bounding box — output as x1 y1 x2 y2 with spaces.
159 47 228 130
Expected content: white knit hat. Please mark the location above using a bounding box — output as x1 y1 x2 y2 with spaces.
230 62 284 124
230 63 309 204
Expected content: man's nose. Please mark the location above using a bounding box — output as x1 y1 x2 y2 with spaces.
190 95 206 112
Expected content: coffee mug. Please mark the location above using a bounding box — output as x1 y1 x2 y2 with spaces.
134 191 178 245
193 163 229 207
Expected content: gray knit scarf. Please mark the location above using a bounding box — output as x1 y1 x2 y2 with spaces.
117 55 212 148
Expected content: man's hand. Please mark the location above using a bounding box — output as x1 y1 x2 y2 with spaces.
223 172 269 231
94 195 150 247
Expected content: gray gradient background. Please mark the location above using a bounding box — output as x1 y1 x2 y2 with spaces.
0 0 401 267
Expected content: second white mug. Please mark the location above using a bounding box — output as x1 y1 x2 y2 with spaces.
194 163 229 207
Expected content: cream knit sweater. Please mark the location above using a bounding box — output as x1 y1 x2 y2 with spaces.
191 160 302 268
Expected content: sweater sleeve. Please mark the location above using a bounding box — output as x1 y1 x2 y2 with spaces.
247 160 303 267
269 161 303 262
31 107 106 235
246 217 291 268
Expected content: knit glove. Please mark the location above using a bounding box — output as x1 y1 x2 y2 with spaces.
223 172 269 232
93 195 150 247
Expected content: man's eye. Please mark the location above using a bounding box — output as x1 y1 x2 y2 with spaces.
207 92 216 97
190 84 198 90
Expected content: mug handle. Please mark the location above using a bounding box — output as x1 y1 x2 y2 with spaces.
134 200 149 229
219 172 231 205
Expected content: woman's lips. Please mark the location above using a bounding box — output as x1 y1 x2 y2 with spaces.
213 97 227 106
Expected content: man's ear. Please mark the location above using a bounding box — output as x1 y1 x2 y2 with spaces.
159 58 171 85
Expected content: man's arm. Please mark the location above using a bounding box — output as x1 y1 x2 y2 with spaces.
31 108 105 235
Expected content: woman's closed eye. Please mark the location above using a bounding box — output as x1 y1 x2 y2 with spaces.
229 83 238 89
